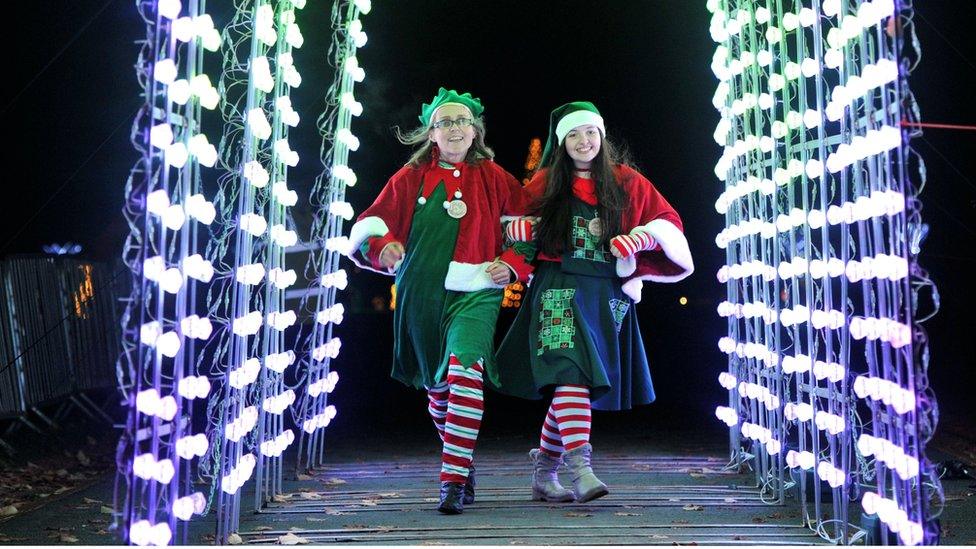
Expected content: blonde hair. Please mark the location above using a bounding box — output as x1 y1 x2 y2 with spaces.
394 116 495 166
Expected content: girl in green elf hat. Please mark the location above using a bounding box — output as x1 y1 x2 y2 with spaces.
492 101 694 503
345 88 534 514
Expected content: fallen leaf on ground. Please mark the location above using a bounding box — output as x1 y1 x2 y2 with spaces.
100 506 114 514
422 497 438 503
0 505 18 517
651 534 669 539
272 494 292 503
614 512 641 516
227 533 243 544
95 529 110 535
321 478 346 486
60 533 80 543
682 504 704 511
299 492 323 500
563 512 592 517
82 497 101 505
254 526 274 531
358 499 378 506
296 473 313 481
0 535 27 543
723 497 737 503
324 510 348 516
689 473 706 478
54 486 72 495
278 532 309 545
751 516 767 524
767 512 782 519
376 492 401 498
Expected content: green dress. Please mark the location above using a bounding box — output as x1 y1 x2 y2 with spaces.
391 180 503 390
492 198 655 411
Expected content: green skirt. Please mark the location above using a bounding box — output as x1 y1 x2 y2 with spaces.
492 261 655 411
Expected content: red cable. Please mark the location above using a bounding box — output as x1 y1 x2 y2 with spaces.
900 121 976 132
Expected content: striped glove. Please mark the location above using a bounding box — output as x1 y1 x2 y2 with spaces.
505 218 534 242
610 231 657 259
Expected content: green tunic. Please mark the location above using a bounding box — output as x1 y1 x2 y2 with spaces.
391 180 503 390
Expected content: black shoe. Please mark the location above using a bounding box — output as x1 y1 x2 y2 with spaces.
463 465 476 505
437 482 465 515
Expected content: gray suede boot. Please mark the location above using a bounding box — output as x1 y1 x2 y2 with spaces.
562 443 608 503
529 449 575 502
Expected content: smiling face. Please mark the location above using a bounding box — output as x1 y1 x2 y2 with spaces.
428 103 476 163
563 124 602 169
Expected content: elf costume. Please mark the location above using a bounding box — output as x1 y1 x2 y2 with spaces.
491 101 693 502
345 88 533 514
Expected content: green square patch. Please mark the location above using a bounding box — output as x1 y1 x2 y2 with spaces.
571 216 611 263
609 298 630 334
537 288 576 355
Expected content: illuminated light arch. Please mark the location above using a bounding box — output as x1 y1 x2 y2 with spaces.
708 0 940 544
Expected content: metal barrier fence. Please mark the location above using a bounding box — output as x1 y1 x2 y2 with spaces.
0 256 119 420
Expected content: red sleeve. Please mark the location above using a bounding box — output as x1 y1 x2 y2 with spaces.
496 164 533 217
349 166 420 270
492 163 535 281
365 233 400 271
622 166 683 232
620 166 693 281
524 170 549 213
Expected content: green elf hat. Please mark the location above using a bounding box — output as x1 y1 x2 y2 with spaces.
418 87 485 126
539 101 606 168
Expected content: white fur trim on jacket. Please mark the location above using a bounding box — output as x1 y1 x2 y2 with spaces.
617 219 694 302
346 216 394 275
445 261 507 292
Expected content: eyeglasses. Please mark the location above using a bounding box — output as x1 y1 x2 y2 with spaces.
431 118 474 130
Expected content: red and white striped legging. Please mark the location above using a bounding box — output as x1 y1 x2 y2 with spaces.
426 354 485 484
539 385 592 457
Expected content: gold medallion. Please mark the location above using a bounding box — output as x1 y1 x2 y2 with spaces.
446 199 468 219
587 217 603 237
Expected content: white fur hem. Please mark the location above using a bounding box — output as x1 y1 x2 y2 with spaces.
620 219 694 302
346 216 394 275
616 255 637 277
621 278 644 303
445 261 507 292
631 219 694 282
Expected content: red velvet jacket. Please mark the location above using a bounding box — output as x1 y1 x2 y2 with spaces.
346 151 534 291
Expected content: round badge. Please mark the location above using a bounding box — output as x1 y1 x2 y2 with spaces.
453 169 461 178
446 199 468 219
587 217 603 237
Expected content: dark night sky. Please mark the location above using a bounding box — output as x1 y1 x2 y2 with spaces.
2 1 973 422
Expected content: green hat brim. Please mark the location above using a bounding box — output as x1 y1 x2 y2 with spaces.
419 87 485 126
